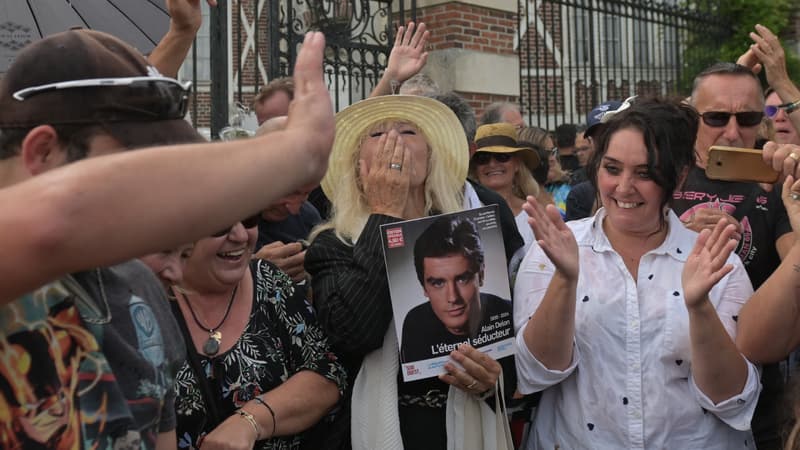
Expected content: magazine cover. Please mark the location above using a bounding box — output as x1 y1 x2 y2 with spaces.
380 205 515 382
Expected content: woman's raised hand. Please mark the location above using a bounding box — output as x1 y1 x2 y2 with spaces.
523 195 579 280
682 219 738 309
359 129 413 218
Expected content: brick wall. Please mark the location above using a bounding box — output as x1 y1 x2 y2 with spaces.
519 1 563 116
410 3 516 55
188 90 212 127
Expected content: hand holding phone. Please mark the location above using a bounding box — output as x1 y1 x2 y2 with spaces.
705 146 779 184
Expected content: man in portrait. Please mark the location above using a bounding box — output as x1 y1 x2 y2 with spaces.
400 216 512 362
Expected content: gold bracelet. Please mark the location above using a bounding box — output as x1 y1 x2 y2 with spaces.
236 409 261 440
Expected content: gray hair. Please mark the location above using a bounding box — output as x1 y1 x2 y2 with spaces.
425 91 477 143
399 73 439 96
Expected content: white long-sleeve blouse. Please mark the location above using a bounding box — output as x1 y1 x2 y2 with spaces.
513 208 761 450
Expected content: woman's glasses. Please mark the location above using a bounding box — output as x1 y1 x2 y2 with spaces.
700 111 763 128
765 105 782 119
212 214 261 237
473 152 513 165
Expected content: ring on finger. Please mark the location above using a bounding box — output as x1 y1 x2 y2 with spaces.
389 162 402 170
792 192 800 201
466 380 478 390
789 153 800 162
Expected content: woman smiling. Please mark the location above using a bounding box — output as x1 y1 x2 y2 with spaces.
470 122 540 250
169 215 346 450
514 97 759 449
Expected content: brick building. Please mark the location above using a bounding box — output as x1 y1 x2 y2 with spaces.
181 0 741 135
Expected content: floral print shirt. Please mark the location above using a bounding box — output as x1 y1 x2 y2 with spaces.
174 260 347 450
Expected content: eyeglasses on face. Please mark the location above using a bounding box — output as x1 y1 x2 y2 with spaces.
699 111 763 128
13 76 192 120
211 214 261 238
473 152 513 165
765 105 783 119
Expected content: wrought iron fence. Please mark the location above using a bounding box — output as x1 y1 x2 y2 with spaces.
186 0 729 136
518 0 731 130
267 0 417 112
185 0 416 137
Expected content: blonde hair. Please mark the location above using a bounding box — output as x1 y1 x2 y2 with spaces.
313 120 464 243
514 166 540 198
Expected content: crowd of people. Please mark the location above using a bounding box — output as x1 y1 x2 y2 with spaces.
3 2 800 449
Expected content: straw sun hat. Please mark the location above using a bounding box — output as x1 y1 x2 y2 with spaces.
472 122 540 172
321 95 469 199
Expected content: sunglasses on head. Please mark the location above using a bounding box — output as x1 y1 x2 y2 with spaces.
13 76 192 120
211 214 260 237
700 111 763 128
473 152 513 165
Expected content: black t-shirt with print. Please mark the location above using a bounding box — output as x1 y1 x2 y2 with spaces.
672 165 791 289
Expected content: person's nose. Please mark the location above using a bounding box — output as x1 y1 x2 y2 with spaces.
285 200 303 215
617 172 635 194
446 282 462 305
721 115 743 143
228 222 250 242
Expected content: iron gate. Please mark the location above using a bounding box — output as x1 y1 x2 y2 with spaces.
517 0 731 130
188 0 417 137
265 0 418 112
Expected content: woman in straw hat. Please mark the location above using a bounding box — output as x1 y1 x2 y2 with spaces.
305 95 511 450
471 122 540 250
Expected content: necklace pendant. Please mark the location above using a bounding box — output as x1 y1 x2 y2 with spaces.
203 331 222 356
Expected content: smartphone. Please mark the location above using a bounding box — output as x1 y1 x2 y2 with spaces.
705 146 779 184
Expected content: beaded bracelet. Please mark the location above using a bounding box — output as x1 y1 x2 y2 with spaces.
236 409 261 440
253 397 277 438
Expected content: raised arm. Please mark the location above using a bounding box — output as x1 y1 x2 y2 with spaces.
738 24 800 141
682 220 749 403
519 196 579 370
737 175 800 362
0 32 333 305
370 22 430 97
148 0 217 77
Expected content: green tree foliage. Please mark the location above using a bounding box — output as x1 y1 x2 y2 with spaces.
679 0 799 93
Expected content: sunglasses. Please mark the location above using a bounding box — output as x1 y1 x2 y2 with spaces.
13 76 192 120
765 105 782 119
211 214 260 237
473 152 513 165
699 111 763 128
